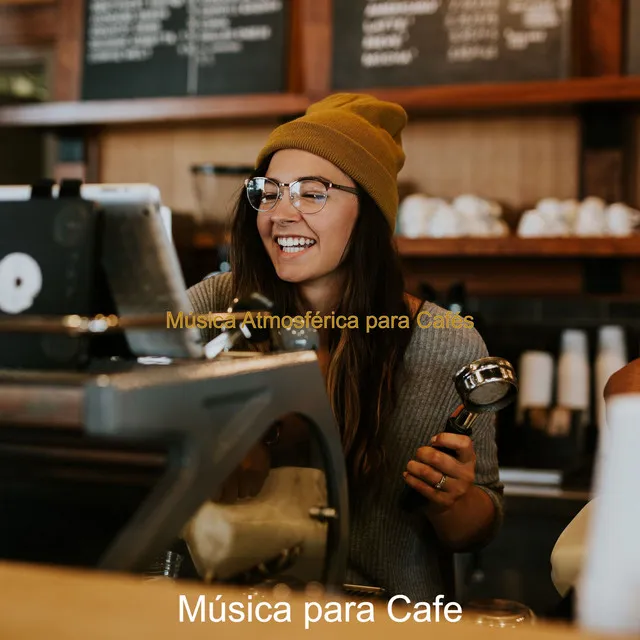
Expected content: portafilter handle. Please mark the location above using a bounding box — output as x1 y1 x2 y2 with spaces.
400 356 517 511
432 405 479 457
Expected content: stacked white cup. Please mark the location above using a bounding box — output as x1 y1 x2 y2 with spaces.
557 329 590 415
517 351 555 426
595 326 627 432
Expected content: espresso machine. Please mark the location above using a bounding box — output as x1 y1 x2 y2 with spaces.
0 181 348 590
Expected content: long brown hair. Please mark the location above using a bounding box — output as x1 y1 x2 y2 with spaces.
230 157 414 490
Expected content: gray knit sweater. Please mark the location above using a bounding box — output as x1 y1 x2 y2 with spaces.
187 272 503 601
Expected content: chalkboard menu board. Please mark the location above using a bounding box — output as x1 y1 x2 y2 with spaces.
332 0 573 89
82 0 289 100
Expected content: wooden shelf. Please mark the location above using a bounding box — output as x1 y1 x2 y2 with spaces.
4 76 640 127
190 233 640 257
0 93 311 127
395 236 640 258
361 76 640 112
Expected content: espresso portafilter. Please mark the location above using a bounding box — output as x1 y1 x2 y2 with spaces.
401 356 518 511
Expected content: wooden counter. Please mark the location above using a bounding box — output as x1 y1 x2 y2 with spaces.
0 561 633 639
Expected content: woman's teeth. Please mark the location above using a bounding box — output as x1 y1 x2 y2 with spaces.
276 237 316 253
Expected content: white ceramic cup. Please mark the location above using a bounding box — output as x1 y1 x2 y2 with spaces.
427 203 462 237
605 203 636 237
537 197 563 219
452 194 491 218
517 210 547 237
397 194 433 237
575 198 606 236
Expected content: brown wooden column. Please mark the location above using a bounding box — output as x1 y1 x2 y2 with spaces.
573 0 624 77
53 0 84 102
574 1 629 210
296 0 332 100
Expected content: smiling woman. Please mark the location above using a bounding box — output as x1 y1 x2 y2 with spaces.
253 152 360 295
186 93 503 602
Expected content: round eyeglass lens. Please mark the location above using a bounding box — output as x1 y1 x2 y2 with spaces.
290 180 329 214
246 178 279 212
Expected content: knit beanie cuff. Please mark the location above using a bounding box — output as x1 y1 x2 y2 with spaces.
258 120 398 230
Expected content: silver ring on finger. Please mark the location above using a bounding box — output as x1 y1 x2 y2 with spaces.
434 474 447 491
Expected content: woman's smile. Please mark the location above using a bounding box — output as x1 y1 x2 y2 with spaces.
274 234 317 257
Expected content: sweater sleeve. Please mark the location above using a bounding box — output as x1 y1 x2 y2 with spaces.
471 411 504 538
186 272 234 344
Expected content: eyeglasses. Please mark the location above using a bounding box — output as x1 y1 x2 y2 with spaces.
245 176 358 214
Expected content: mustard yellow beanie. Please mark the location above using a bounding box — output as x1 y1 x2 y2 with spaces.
256 93 407 230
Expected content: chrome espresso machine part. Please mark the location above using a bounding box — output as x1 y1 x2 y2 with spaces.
447 356 518 436
454 357 518 412
0 351 349 588
401 356 517 510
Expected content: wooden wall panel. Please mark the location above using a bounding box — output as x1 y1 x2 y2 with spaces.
402 258 585 297
99 114 581 216
403 258 640 297
399 115 581 212
98 123 279 213
630 114 640 208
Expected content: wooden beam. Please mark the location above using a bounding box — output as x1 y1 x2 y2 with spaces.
286 0 302 93
0 1 55 6
574 0 624 76
323 77 640 114
297 0 332 99
395 237 640 259
8 74 640 128
53 0 84 101
0 92 311 126
0 2 57 45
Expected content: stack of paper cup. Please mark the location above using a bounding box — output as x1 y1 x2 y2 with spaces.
517 351 554 420
557 329 590 412
578 394 640 634
595 326 627 432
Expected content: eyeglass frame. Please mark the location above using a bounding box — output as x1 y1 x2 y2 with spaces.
244 176 359 214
